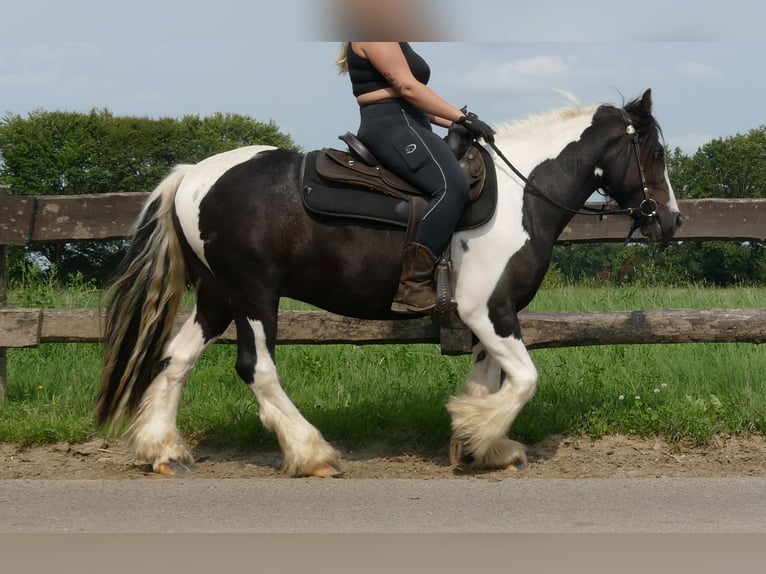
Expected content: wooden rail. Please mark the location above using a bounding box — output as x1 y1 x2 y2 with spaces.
0 195 764 245
0 307 764 353
1 191 764 401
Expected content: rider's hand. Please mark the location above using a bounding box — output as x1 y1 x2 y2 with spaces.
456 112 496 143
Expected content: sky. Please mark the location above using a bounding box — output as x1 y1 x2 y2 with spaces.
1 1 765 157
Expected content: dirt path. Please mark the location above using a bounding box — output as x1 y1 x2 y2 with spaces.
3 434 766 480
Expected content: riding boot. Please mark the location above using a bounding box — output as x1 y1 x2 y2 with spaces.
391 242 437 314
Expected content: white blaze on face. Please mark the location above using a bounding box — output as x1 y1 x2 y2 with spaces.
174 146 276 270
663 164 680 213
658 129 680 213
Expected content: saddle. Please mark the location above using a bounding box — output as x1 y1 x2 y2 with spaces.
302 126 497 233
317 131 488 204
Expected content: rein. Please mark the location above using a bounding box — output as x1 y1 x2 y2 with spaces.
485 110 658 244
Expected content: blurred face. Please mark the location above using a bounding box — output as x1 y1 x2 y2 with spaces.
333 0 441 39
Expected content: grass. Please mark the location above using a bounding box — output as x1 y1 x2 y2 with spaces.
1 280 764 451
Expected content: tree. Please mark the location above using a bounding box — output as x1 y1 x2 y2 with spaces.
0 109 296 196
0 110 296 284
664 126 766 285
667 126 766 199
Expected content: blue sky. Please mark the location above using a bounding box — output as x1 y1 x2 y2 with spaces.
2 1 764 156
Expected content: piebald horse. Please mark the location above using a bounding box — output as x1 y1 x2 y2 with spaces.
96 89 681 476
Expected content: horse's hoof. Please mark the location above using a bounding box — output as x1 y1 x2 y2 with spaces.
449 434 474 469
156 460 194 476
449 434 463 468
505 448 528 472
450 434 527 472
307 463 343 478
507 456 528 472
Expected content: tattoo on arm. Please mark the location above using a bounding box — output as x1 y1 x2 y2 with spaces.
384 72 403 93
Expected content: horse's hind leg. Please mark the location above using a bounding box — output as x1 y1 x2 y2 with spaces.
233 312 341 477
127 286 231 475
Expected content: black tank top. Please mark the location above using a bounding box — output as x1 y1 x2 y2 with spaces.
347 42 431 98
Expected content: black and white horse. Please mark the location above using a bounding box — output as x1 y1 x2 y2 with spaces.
96 89 682 476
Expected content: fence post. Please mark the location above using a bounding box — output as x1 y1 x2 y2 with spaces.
0 245 6 403
0 184 8 402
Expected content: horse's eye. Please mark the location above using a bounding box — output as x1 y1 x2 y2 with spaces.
654 149 665 160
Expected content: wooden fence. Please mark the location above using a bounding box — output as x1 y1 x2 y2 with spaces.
1 189 765 401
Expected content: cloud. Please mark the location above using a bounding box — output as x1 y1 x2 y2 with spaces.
675 61 722 80
465 56 569 93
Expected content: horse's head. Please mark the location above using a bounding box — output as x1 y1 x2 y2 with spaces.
597 89 682 242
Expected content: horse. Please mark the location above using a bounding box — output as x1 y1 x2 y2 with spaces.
96 89 682 477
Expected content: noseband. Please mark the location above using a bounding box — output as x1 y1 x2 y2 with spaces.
488 108 659 244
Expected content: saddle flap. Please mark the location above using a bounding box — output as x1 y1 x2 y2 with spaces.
460 148 486 202
316 148 420 199
320 148 380 179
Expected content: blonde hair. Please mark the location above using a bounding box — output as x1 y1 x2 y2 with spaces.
336 42 350 74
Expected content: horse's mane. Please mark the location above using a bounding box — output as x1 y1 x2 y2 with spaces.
494 92 662 144
493 92 597 141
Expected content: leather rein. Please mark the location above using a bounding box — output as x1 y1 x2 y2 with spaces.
485 109 658 244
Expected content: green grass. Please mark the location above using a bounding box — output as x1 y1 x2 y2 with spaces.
1 282 764 450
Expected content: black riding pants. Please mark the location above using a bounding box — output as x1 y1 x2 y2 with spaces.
356 99 469 258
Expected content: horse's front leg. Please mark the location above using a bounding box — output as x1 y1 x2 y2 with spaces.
447 311 537 471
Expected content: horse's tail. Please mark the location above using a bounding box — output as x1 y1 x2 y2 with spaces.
95 164 192 429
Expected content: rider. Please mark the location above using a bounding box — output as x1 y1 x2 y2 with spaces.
336 42 495 314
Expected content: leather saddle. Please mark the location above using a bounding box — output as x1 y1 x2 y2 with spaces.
317 130 488 203
302 125 497 233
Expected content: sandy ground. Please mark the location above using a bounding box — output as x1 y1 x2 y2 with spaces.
3 434 766 480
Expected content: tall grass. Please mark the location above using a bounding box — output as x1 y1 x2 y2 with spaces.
1 279 764 450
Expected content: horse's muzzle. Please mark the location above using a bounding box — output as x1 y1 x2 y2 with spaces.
641 209 682 241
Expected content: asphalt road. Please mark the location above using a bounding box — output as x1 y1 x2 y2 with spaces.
2 477 765 533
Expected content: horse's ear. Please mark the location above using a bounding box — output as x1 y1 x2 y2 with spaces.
639 89 653 115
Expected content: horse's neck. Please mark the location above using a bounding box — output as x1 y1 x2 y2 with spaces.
495 109 601 198
541 138 603 204
512 116 613 240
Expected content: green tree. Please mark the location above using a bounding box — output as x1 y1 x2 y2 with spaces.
0 109 296 196
665 126 766 285
668 126 766 199
0 110 296 284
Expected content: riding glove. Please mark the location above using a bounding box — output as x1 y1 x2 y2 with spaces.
456 112 496 143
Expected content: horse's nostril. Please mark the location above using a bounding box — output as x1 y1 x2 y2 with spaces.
676 213 683 228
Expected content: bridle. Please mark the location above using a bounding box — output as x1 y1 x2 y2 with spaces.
485 107 659 244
